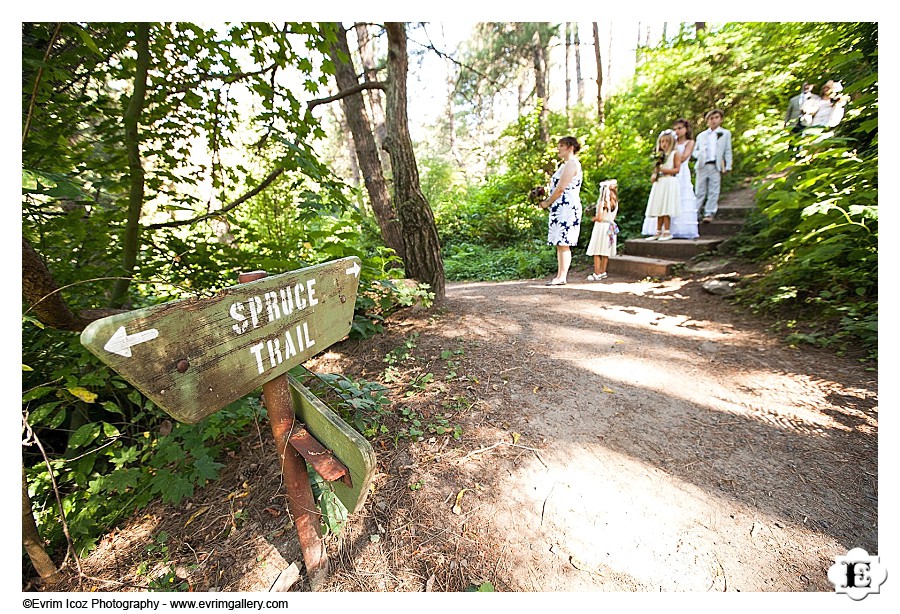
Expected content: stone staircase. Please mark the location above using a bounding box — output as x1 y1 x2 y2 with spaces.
607 188 755 278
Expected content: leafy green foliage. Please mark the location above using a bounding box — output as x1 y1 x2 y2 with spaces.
724 23 877 358
24 364 265 557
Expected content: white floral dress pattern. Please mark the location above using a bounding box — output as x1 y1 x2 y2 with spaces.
547 161 583 246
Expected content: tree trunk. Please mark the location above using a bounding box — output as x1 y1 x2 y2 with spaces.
532 30 549 142
110 23 150 309
695 22 706 33
22 236 88 331
445 68 466 176
331 103 362 192
574 24 584 103
23 236 128 331
355 23 391 176
328 24 406 262
565 23 572 127
383 22 446 300
592 22 604 124
22 467 59 584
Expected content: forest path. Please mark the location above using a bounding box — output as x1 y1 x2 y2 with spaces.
50 194 877 593
413 272 877 591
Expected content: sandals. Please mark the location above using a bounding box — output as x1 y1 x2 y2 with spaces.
657 232 673 241
545 279 567 286
587 273 608 281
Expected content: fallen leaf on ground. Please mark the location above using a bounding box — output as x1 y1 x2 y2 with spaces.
184 506 209 528
452 488 469 514
602 385 615 393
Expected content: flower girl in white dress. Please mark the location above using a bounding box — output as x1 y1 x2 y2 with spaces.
642 129 681 241
586 179 618 281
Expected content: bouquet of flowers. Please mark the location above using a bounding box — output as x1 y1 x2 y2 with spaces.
651 151 665 183
528 185 546 204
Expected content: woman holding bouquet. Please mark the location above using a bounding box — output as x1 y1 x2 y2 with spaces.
538 136 583 285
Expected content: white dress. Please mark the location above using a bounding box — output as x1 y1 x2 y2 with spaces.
586 206 618 258
642 151 680 221
642 142 697 238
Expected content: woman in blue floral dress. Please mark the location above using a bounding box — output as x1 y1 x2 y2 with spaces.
539 136 583 285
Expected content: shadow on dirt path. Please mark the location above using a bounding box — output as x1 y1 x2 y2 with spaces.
44 255 877 594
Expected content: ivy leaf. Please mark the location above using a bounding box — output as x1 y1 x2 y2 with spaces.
27 402 62 425
74 25 102 56
23 387 54 403
154 470 194 505
67 387 98 403
193 454 223 484
106 468 143 493
102 401 124 416
69 422 102 450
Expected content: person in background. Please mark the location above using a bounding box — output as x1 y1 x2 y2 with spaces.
643 129 681 241
539 136 583 286
785 81 816 131
693 109 733 223
668 118 699 239
586 179 618 281
805 80 849 128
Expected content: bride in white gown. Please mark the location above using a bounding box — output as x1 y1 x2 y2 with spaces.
642 118 699 239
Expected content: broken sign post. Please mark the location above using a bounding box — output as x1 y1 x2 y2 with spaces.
80 257 374 590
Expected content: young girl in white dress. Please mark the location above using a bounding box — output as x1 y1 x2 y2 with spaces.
668 118 699 238
642 129 682 241
586 179 618 281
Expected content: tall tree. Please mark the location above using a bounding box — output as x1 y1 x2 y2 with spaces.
574 23 584 102
454 23 558 140
565 22 572 127
355 23 390 175
383 22 446 299
532 28 550 141
110 23 150 308
593 22 605 124
324 23 406 262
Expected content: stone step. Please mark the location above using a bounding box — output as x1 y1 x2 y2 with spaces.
607 254 681 278
624 236 726 260
699 219 743 236
710 202 755 220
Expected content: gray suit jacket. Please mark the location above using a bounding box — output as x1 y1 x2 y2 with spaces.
693 128 733 172
785 94 804 125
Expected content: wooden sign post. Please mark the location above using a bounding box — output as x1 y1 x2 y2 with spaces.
80 257 374 590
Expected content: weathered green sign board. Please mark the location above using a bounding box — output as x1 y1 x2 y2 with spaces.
288 373 376 514
80 257 361 424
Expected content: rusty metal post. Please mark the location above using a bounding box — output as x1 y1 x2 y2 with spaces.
239 270 328 589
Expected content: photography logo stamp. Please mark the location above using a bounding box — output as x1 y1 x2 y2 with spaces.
827 548 887 600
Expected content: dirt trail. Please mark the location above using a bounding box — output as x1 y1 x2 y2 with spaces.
45 260 878 594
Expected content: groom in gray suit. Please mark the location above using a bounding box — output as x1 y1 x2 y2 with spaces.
784 81 815 131
693 109 733 222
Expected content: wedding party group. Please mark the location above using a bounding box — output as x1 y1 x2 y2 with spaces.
535 109 732 285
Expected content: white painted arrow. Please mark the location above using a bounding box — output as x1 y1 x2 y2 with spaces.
103 326 159 358
346 261 361 277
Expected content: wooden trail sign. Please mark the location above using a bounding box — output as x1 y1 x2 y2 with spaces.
80 257 361 424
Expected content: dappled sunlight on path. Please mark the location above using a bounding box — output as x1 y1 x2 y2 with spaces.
441 275 877 591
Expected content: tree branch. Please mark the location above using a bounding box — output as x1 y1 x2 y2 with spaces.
307 82 387 111
22 237 92 332
145 164 286 230
408 27 501 88
23 23 62 148
166 63 278 95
